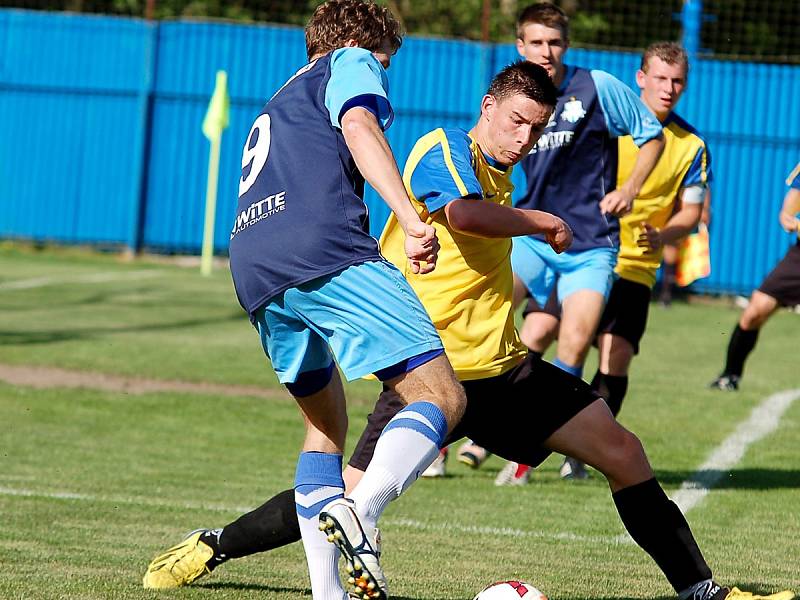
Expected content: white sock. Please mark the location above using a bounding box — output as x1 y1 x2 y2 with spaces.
295 452 347 600
348 401 447 531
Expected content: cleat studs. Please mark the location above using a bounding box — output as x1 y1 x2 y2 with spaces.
345 564 354 574
334 531 343 540
348 577 355 585
367 582 375 590
327 534 335 542
353 560 362 570
325 517 334 528
318 522 327 531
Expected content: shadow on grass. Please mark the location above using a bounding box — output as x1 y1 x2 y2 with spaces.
199 581 420 599
0 311 244 346
654 468 800 490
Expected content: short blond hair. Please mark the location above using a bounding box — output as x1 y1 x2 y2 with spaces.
305 0 403 61
641 41 689 74
517 2 569 40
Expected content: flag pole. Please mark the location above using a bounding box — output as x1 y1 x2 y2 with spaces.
201 70 230 277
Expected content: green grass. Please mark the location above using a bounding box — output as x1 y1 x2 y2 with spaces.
1 245 798 599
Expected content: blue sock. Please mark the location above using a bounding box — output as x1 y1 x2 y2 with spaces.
294 452 345 600
552 357 584 379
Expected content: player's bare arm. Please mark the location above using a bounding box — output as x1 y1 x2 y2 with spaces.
600 134 665 216
637 191 703 250
444 199 573 253
341 106 439 273
778 188 800 232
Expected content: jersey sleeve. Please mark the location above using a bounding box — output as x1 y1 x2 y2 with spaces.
325 48 393 130
406 129 482 214
787 162 800 190
590 70 663 145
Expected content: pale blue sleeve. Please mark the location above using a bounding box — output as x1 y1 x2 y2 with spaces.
325 48 393 130
590 70 662 145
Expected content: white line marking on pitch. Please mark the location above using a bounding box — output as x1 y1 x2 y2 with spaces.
1 389 796 547
0 485 624 546
670 388 800 513
0 270 162 290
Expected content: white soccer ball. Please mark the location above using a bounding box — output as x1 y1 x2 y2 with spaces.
473 580 549 600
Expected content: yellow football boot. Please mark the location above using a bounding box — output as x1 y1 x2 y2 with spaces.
143 529 215 589
724 588 794 600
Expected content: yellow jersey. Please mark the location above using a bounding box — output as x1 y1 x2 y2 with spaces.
616 112 711 288
380 128 527 380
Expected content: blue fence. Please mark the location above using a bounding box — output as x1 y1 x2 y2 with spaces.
1 9 799 295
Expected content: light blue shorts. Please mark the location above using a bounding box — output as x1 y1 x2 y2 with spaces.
511 236 617 307
254 260 443 384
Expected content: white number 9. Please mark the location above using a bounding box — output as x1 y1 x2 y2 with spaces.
239 113 271 197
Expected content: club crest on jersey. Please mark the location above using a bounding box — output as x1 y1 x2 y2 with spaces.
561 98 586 123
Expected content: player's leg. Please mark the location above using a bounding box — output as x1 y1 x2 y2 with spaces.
659 242 679 306
711 243 800 390
465 357 718 598
591 277 650 416
142 389 403 590
304 260 463 598
518 290 560 357
551 246 617 378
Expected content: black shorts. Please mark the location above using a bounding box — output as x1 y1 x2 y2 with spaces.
521 287 560 319
596 277 651 354
758 241 800 307
348 353 600 471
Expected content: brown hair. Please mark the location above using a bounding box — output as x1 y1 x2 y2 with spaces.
305 0 403 60
487 60 558 107
640 41 689 74
516 2 569 40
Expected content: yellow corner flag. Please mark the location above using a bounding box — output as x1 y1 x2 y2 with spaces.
201 71 230 277
202 71 230 141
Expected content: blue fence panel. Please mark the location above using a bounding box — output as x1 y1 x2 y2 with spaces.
0 10 151 245
1 9 798 294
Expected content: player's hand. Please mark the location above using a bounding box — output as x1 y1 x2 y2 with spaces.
404 221 439 274
636 222 662 250
600 188 634 217
779 210 800 233
545 216 573 254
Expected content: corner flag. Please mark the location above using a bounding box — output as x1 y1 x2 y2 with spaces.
201 71 230 276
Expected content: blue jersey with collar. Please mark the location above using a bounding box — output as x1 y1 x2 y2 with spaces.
515 66 663 251
229 48 392 319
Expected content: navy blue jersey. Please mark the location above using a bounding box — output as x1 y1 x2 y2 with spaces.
516 66 662 251
229 49 393 318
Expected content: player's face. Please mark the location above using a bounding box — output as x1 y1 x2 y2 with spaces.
483 93 552 166
637 56 687 119
516 23 568 84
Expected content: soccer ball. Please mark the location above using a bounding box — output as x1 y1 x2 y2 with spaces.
473 581 548 600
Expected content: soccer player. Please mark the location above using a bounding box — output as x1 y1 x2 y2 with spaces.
146 2 468 598
467 2 666 481
141 61 789 600
709 163 800 390
499 41 711 484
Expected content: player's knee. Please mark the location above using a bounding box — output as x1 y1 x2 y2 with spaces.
606 429 651 485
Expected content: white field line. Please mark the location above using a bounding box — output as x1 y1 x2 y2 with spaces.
0 270 162 290
0 485 624 546
669 388 800 513
1 390 796 546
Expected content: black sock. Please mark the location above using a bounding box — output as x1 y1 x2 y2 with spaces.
217 489 301 562
528 350 543 361
723 324 759 377
613 478 712 592
590 371 628 417
660 263 676 303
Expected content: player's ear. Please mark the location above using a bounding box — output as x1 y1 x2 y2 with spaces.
635 69 646 90
515 37 525 57
481 94 496 120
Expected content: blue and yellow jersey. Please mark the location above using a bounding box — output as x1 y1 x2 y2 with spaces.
380 128 527 380
616 113 711 288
